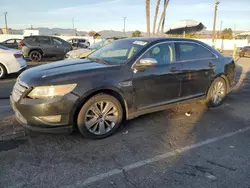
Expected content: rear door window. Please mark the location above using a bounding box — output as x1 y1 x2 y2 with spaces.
176 42 215 61
35 37 51 45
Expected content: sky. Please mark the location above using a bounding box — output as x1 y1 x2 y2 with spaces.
0 0 250 32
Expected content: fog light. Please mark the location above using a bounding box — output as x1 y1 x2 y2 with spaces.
37 115 61 123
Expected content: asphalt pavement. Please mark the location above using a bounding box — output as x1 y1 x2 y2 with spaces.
0 58 250 188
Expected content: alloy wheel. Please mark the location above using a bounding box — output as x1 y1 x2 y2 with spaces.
30 51 41 61
85 101 119 135
211 81 226 105
0 66 3 78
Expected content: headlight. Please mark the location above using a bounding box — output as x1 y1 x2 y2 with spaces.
28 84 77 99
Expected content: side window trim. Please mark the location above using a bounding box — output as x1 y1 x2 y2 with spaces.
174 41 218 62
131 41 176 69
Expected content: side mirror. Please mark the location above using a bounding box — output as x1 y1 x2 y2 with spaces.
136 58 158 68
133 58 158 73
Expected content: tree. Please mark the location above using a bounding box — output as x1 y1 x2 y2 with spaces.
221 28 233 39
146 0 150 36
132 30 142 37
157 0 170 36
152 0 161 35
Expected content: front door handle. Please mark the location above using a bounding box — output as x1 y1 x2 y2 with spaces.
170 67 179 72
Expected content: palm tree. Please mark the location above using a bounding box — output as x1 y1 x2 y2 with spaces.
152 0 161 35
146 0 150 36
157 0 170 36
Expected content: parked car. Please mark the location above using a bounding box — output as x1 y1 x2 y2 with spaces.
239 46 250 57
65 37 122 59
67 38 90 49
0 45 27 79
0 39 22 49
19 36 72 62
11 38 235 139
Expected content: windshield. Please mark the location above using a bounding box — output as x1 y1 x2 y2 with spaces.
89 40 105 50
0 45 9 50
88 39 148 64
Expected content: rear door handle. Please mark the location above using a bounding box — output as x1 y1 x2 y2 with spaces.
170 67 179 72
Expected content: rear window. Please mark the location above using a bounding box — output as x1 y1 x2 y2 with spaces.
176 42 215 61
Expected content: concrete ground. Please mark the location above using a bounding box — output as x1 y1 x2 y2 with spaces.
0 58 250 188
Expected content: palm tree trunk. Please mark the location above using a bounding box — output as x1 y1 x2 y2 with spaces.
157 0 170 36
152 0 161 35
146 0 150 36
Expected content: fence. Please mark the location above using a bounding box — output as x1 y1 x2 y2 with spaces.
0 34 249 50
0 34 100 45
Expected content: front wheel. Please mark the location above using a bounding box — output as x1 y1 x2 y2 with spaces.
205 77 227 107
0 64 7 79
77 94 123 139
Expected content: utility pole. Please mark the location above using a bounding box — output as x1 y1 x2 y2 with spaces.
123 17 127 35
212 0 220 46
219 21 223 37
4 12 8 34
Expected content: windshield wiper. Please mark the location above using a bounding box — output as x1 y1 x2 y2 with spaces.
87 57 108 65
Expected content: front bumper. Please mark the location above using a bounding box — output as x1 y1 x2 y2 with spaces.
10 92 79 133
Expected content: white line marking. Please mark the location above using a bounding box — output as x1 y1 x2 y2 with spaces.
0 105 11 108
73 126 250 187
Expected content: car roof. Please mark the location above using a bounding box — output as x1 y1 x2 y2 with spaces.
117 37 223 57
117 37 207 43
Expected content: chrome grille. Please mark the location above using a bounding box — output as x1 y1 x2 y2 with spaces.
12 81 28 102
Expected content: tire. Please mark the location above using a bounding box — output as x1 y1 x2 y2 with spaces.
77 94 123 139
0 63 7 79
204 77 227 108
29 50 42 62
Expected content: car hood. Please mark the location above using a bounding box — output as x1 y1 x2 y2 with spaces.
67 48 93 55
19 59 121 86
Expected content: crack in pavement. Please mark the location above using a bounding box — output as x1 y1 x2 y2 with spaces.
111 155 139 188
206 160 237 171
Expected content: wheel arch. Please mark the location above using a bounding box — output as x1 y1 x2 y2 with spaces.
207 73 230 95
70 87 129 129
28 48 44 56
0 61 10 74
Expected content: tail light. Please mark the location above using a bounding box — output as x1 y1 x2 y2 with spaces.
14 54 22 58
19 41 25 47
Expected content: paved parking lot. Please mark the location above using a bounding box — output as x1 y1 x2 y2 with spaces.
0 58 250 188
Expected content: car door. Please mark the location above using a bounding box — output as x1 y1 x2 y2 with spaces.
175 42 217 98
34 36 53 56
132 42 182 110
51 38 71 57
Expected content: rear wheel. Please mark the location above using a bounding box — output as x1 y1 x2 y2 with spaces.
205 77 227 107
29 50 42 62
77 94 123 139
0 64 7 79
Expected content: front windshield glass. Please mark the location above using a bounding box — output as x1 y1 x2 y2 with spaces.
88 39 148 64
89 40 105 50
